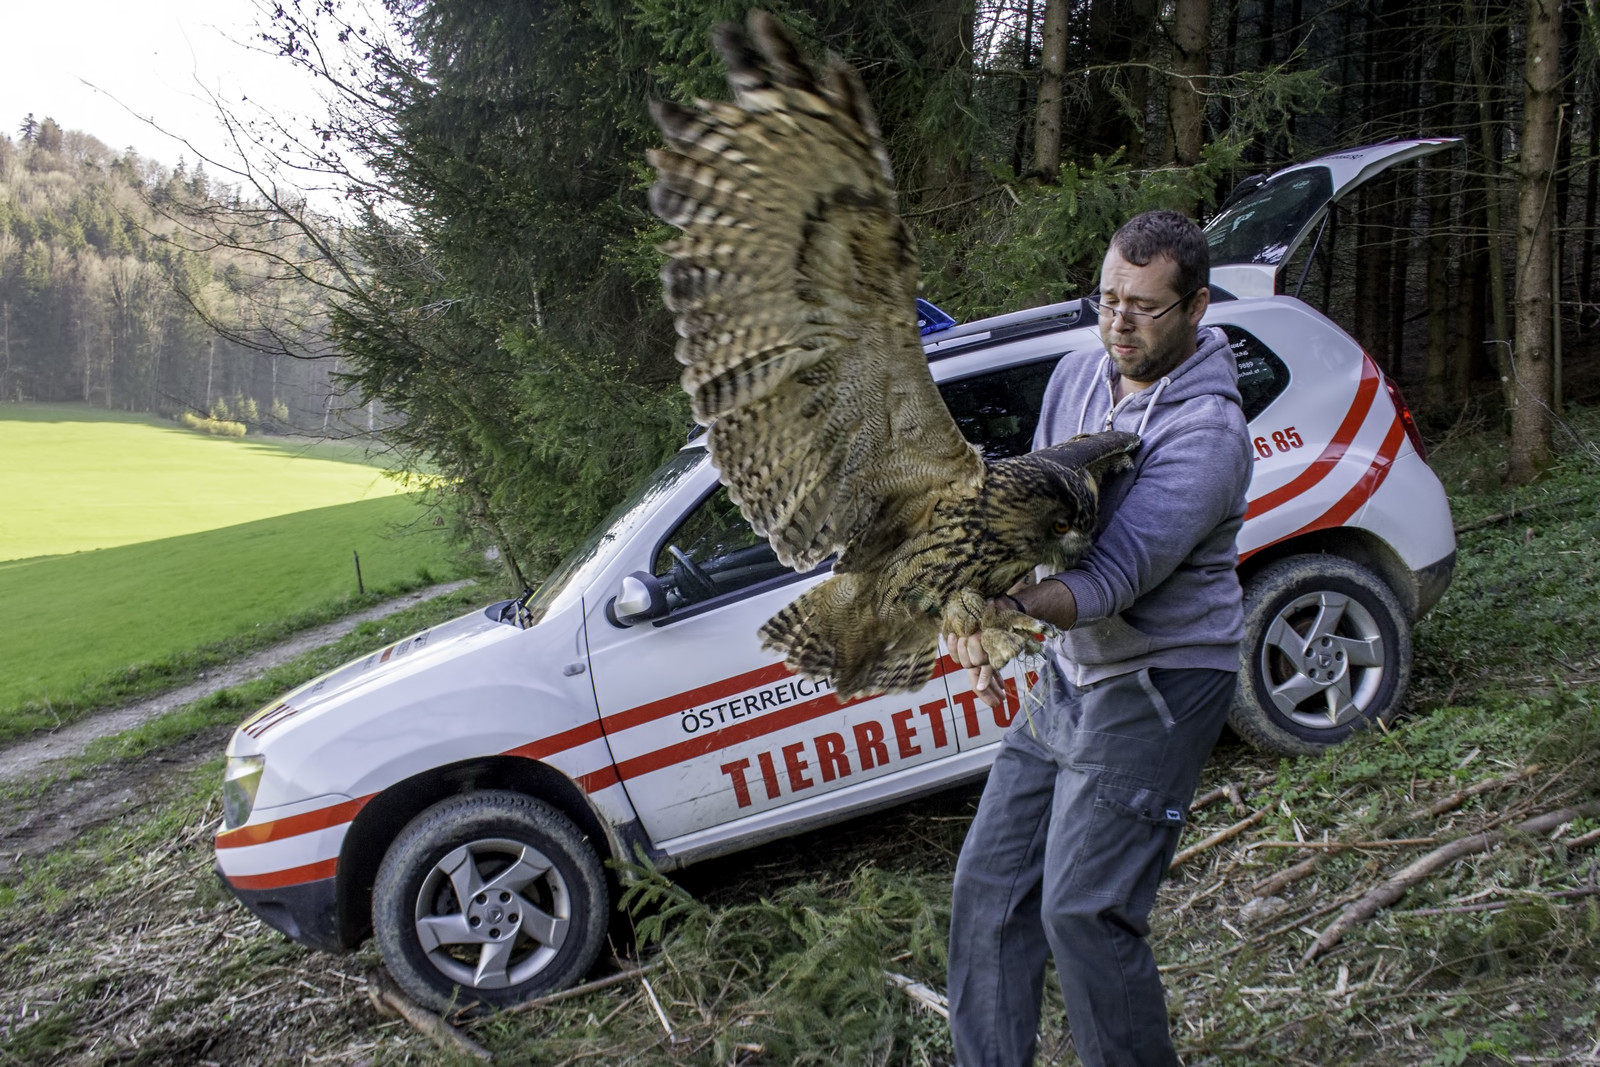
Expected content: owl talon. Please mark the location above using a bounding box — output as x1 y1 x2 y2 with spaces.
977 601 1049 672
940 588 989 638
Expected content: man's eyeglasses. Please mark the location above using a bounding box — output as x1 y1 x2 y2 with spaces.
1087 288 1199 323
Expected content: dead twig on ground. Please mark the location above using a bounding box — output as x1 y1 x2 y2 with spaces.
494 961 662 1015
1302 800 1600 964
1248 837 1438 851
883 971 950 1019
1171 807 1269 869
367 973 493 1061
1454 495 1580 533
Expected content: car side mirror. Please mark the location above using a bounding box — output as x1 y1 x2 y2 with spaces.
606 571 669 627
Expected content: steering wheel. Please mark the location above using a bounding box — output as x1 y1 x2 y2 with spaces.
666 544 718 601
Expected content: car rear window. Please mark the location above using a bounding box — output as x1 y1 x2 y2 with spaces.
1206 166 1334 267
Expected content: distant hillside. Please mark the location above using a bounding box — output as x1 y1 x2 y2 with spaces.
0 116 346 431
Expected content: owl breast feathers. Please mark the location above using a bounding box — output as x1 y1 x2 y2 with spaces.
649 11 1139 699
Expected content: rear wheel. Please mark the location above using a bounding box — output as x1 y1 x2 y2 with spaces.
373 790 609 1012
1230 554 1412 756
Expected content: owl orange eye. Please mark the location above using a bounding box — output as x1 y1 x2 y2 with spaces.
1052 521 1072 535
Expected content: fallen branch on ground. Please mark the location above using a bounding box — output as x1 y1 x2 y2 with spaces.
498 961 662 1015
367 973 493 1061
1564 826 1600 849
1248 838 1437 851
1410 767 1540 821
1453 495 1579 534
1391 885 1600 917
1250 768 1539 898
1301 799 1600 964
1171 807 1269 869
884 971 950 1019
1252 856 1320 899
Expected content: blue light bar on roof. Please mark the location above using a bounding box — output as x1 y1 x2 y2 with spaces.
915 298 957 336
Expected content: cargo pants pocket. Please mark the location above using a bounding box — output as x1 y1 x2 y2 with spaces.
1067 778 1187 915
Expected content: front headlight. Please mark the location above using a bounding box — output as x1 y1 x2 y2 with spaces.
222 755 266 829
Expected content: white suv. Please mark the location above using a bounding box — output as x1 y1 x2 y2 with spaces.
214 139 1458 1011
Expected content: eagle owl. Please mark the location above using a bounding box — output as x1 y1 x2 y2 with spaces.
648 11 1138 699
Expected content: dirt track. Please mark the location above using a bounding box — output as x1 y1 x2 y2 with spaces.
0 581 472 876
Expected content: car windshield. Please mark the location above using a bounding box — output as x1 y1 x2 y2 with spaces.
1205 165 1334 267
524 446 706 624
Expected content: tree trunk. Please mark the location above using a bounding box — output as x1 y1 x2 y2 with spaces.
1168 0 1212 167
1123 0 1156 163
1507 0 1562 484
1581 71 1599 325
1033 0 1068 178
1466 0 1513 410
1011 0 1036 176
913 0 976 220
1423 38 1458 413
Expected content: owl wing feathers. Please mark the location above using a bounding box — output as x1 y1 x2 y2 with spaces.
648 11 983 573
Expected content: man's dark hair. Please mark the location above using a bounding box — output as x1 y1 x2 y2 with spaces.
1109 209 1210 301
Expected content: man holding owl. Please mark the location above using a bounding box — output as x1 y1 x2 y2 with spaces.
944 210 1254 1067
645 12 1250 1062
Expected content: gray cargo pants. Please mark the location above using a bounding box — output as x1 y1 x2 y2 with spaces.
948 665 1235 1067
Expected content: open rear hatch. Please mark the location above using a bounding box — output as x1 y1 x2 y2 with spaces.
1205 138 1461 298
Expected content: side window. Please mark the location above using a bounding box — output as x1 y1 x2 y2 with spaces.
1224 325 1292 423
939 356 1064 460
652 486 793 610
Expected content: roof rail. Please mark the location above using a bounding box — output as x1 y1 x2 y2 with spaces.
922 297 1094 359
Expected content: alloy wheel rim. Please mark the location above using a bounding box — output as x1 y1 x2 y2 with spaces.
412 836 572 990
1259 589 1386 730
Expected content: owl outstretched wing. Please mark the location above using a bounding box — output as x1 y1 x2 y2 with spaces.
648 11 983 573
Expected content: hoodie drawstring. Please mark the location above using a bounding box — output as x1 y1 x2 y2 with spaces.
1135 376 1170 436
1091 366 1170 436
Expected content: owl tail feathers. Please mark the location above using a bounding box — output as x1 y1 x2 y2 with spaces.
760 576 940 701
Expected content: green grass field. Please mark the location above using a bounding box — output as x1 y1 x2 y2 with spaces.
0 402 420 562
0 403 473 733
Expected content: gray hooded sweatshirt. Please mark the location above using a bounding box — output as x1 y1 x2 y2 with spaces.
1034 326 1253 686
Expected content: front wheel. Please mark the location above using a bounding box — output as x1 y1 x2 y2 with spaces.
1230 554 1413 757
373 790 609 1012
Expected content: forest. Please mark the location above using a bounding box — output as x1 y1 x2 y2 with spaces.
6 0 1595 579
0 120 354 433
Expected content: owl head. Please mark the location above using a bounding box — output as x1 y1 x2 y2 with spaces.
990 431 1141 572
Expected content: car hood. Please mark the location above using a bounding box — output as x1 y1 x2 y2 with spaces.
232 606 507 743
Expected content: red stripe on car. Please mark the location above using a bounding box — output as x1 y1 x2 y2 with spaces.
600 661 793 733
505 718 606 760
227 857 338 890
613 688 877 782
1244 358 1380 521
578 765 621 793
1240 416 1406 561
215 794 375 849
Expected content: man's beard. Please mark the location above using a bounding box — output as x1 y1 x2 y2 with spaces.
1107 330 1190 383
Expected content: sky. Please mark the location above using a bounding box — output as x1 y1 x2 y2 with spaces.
0 0 331 181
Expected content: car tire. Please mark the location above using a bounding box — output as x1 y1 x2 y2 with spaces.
373 790 609 1013
1230 554 1412 757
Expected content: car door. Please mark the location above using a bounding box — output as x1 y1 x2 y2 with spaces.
583 473 961 853
583 351 1079 852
